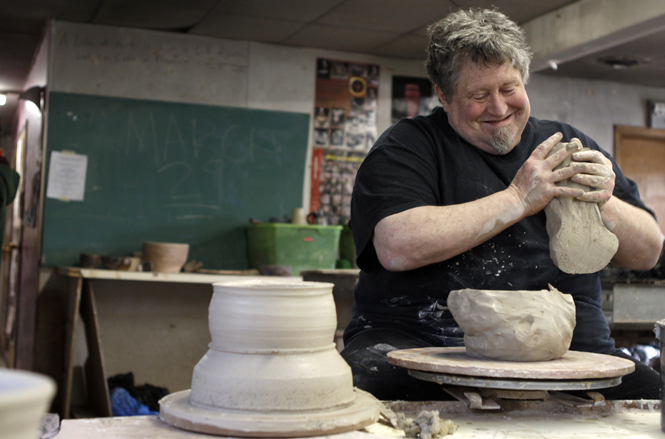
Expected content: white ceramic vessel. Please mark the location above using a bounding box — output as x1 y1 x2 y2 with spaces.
0 369 56 439
160 279 380 437
190 279 353 411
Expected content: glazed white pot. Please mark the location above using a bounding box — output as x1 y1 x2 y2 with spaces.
0 369 56 439
190 280 354 411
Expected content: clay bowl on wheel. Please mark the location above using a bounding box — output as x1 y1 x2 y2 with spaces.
0 369 56 439
142 242 189 273
447 285 576 362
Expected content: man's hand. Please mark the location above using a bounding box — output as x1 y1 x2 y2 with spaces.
568 140 616 208
506 132 585 217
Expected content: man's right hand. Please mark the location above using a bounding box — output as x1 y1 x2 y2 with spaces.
506 132 586 217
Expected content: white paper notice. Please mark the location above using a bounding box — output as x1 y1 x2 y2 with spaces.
46 151 88 201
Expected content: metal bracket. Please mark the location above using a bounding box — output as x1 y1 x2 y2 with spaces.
548 391 606 408
443 387 501 410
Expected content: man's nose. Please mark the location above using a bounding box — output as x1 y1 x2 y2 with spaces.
486 93 508 115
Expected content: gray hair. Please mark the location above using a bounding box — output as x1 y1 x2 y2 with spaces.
426 8 532 102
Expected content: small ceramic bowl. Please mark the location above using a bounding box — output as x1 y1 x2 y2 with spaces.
127 257 142 271
79 253 101 268
142 242 189 273
101 256 132 271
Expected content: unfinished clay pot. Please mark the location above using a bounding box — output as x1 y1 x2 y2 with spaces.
192 280 353 411
160 279 379 437
545 142 619 274
448 285 576 362
142 242 189 273
0 369 56 439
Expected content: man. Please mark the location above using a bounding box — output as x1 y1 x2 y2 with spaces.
0 150 19 250
341 8 663 401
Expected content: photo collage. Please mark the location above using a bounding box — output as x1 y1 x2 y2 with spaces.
310 58 380 226
313 58 379 151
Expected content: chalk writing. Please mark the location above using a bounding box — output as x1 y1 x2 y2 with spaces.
123 111 289 210
56 28 249 72
164 114 187 161
157 162 199 201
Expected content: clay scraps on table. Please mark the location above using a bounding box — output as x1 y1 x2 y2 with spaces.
379 404 458 439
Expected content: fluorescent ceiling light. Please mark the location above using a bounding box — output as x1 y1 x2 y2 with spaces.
0 94 6 106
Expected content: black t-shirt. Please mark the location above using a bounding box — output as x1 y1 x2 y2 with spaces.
345 107 653 355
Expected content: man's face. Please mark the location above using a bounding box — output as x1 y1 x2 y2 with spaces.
437 60 531 155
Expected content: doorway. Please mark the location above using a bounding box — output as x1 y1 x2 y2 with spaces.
614 125 665 234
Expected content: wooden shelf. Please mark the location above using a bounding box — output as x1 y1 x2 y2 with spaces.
56 266 301 284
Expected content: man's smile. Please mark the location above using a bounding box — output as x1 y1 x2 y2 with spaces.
482 113 513 126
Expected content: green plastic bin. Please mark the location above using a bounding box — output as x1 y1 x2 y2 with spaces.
246 223 343 275
339 224 356 264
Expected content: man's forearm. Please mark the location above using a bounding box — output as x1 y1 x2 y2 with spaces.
602 196 664 270
373 189 526 271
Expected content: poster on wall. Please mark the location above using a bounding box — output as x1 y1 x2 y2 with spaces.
310 58 380 225
391 76 438 123
310 148 365 226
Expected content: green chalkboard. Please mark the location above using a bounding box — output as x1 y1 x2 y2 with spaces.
42 92 310 269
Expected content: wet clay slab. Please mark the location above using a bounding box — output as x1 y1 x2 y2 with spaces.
387 347 635 380
545 142 619 274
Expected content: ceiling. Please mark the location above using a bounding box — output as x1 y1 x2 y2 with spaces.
1 0 665 138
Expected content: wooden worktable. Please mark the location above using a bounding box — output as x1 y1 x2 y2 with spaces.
56 399 664 438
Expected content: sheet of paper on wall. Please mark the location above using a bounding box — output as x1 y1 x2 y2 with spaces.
46 151 88 201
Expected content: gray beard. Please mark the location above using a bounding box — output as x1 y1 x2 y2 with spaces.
491 126 514 155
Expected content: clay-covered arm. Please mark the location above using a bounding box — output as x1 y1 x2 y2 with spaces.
374 132 584 272
601 196 663 270
374 191 523 271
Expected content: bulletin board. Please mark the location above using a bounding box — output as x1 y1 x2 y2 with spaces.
309 58 379 225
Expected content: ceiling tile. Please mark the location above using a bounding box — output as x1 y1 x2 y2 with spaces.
371 35 429 59
93 0 217 30
412 25 430 37
0 0 100 33
0 32 41 89
189 13 305 42
317 0 456 33
210 0 345 22
0 16 46 34
453 0 579 24
283 23 398 53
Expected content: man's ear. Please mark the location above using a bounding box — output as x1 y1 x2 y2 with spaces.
434 85 449 111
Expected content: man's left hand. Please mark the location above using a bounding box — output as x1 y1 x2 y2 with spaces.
568 139 616 208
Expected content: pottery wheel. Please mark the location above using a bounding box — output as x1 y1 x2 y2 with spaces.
407 369 623 391
159 388 380 438
387 347 635 381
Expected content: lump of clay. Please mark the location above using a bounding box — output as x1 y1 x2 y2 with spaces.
447 285 576 361
395 411 458 439
545 142 619 274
